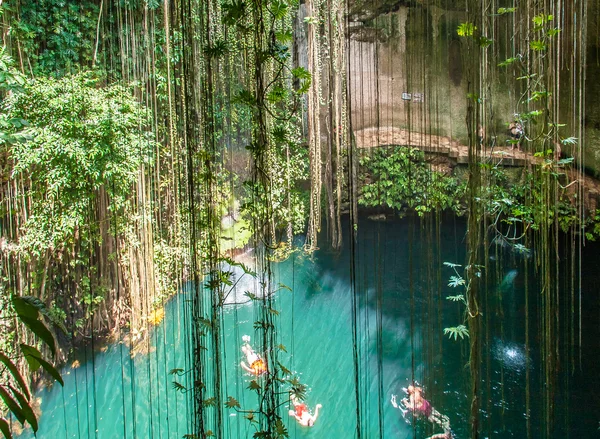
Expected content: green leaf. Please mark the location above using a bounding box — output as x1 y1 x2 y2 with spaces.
479 36 493 48
169 368 184 375
248 380 261 391
547 28 561 37
278 361 291 376
20 344 63 385
275 418 288 437
275 30 293 44
0 352 30 400
529 91 550 102
20 344 42 372
448 276 465 288
225 396 240 409
271 1 289 20
457 22 476 37
37 355 64 386
203 397 216 407
561 137 578 146
443 325 470 340
0 385 25 425
20 315 56 357
497 7 517 14
498 57 518 67
12 296 39 320
291 67 311 80
530 40 546 51
0 418 12 439
172 381 186 393
9 386 37 433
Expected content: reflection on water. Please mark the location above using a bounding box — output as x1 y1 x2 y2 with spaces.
492 340 529 374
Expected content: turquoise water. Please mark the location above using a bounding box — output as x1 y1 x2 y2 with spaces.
20 216 600 438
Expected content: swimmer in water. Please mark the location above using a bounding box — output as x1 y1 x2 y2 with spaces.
391 385 431 418
391 385 452 437
288 394 322 427
240 335 267 376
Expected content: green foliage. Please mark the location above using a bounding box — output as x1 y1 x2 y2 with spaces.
11 0 99 76
497 7 517 15
457 22 476 37
0 296 63 438
498 57 518 67
359 146 464 216
7 72 154 256
444 325 469 340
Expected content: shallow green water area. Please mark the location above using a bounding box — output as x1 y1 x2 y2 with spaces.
20 216 600 438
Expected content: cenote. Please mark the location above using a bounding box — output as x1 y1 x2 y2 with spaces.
18 216 600 438
2 1 600 438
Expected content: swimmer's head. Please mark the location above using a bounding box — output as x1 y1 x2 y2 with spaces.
307 419 314 427
407 385 415 393
241 345 249 355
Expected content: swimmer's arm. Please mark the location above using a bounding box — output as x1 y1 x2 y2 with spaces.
312 404 322 423
240 361 254 374
391 394 398 408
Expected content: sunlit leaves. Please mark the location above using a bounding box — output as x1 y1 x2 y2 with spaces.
448 276 465 288
533 14 553 27
8 73 155 256
561 137 578 146
497 7 516 15
547 28 561 37
267 86 288 104
457 22 476 37
270 1 289 20
444 325 470 340
530 40 546 51
528 90 550 102
275 30 293 44
446 294 465 302
291 67 311 94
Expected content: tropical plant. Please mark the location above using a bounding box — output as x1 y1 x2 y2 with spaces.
359 146 465 216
